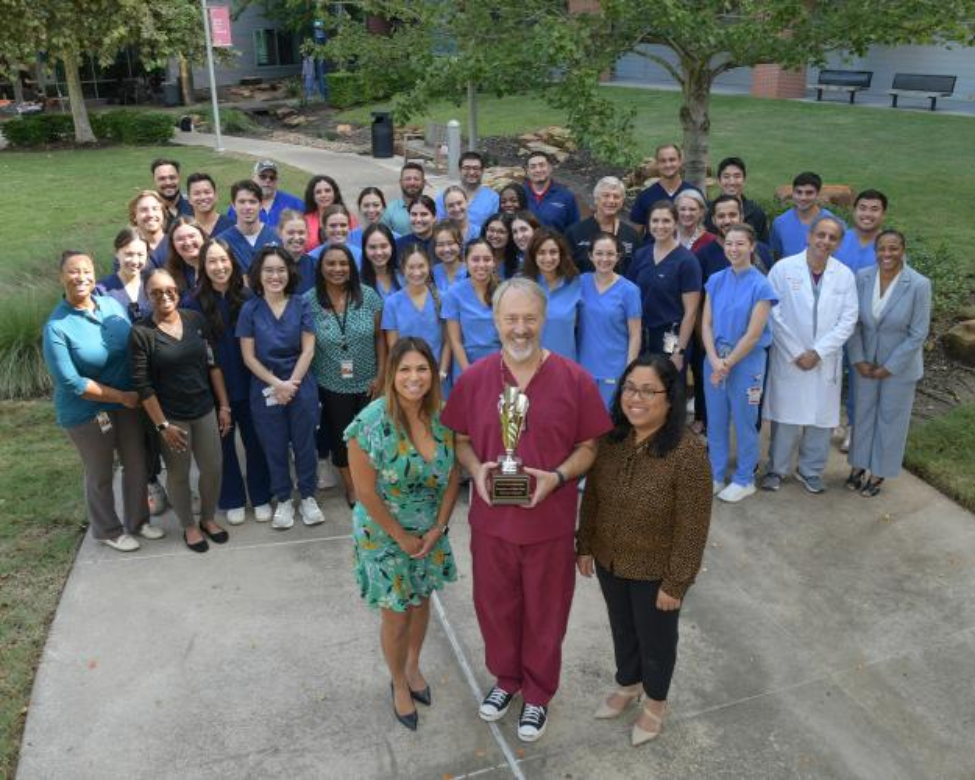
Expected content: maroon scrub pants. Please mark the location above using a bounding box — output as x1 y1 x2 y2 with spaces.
470 529 576 706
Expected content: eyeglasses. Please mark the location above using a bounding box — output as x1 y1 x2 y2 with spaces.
148 287 178 300
258 173 278 181
621 383 667 401
460 165 482 172
260 268 289 277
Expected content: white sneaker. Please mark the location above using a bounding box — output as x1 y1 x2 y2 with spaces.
254 503 273 522
300 496 325 526
101 533 140 552
225 507 246 525
718 482 757 503
137 524 165 540
317 460 339 490
712 480 726 496
272 500 295 529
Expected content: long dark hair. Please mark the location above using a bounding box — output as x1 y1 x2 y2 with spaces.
481 213 520 279
303 175 346 215
194 237 247 338
360 223 401 293
609 354 685 457
165 216 208 293
314 243 364 310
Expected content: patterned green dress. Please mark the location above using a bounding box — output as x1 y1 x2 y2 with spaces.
343 398 457 611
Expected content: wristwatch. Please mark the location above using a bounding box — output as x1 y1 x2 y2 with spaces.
554 469 567 488
672 346 685 356
156 421 170 432
436 524 449 536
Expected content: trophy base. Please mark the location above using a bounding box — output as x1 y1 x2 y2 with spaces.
490 472 532 505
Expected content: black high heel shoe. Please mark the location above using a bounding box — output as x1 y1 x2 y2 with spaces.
845 468 866 492
201 523 229 544
410 685 432 707
391 683 418 730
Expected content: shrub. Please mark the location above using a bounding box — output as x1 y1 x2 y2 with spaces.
326 72 362 109
201 107 258 135
91 110 174 144
2 114 75 147
0 283 59 399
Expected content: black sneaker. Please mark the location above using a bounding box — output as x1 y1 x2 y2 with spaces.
517 703 548 742
478 686 515 722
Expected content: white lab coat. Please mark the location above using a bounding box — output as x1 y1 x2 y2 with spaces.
763 251 858 427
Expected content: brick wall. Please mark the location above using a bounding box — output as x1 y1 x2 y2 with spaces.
750 64 807 99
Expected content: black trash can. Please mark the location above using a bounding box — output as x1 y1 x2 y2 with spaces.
371 111 394 159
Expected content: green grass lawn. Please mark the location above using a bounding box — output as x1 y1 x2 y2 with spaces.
0 402 85 779
341 87 975 267
906 402 975 511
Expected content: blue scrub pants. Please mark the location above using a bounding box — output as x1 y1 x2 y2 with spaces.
250 385 318 501
704 350 767 486
594 377 619 411
219 399 272 511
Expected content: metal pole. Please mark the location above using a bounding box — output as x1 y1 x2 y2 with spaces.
466 81 478 151
200 0 224 152
446 119 461 179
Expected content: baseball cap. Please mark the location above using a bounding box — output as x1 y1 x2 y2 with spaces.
254 160 278 175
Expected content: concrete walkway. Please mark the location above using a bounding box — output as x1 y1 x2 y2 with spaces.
17 439 975 779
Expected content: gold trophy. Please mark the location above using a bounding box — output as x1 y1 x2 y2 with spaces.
490 385 532 505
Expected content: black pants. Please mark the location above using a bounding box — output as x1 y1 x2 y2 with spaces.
596 562 680 701
690 331 707 427
318 387 370 468
140 410 163 483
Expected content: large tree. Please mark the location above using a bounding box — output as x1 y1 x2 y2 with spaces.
0 0 212 143
312 1 975 185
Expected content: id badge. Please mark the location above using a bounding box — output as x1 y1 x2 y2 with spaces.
96 411 112 434
340 359 354 380
662 329 679 355
747 385 763 405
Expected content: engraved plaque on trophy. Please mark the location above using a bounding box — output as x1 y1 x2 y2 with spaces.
489 385 532 505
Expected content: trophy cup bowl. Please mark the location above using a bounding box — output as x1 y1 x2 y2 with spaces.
490 386 532 505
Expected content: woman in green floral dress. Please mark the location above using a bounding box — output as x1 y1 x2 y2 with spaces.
345 337 460 731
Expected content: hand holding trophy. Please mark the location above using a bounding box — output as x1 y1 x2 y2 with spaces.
489 384 532 505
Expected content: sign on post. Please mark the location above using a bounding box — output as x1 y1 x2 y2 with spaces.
209 6 232 47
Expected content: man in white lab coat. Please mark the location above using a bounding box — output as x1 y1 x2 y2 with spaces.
761 215 858 493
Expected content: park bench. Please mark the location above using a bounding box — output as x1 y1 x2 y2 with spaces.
888 73 956 111
403 121 449 170
809 69 873 104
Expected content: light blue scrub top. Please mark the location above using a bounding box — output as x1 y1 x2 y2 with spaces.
432 264 468 293
442 278 499 371
381 288 444 362
705 266 778 355
770 207 842 259
369 273 406 302
577 273 641 384
538 275 581 361
835 231 877 275
436 186 500 232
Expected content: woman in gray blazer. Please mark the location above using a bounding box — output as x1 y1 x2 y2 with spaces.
846 230 931 496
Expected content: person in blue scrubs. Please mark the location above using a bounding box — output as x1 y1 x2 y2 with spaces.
187 238 272 525
577 233 642 408
510 210 540 269
436 151 500 231
226 159 304 229
522 228 581 361
702 224 778 503
127 190 169 269
440 185 481 243
382 162 427 236
97 228 151 322
237 246 324 529
217 180 279 273
186 172 234 238
431 222 469 292
626 200 702 371
395 195 437 259
308 204 363 268
481 214 520 280
443 239 500 376
382 246 451 383
770 171 843 260
276 208 318 295
629 143 701 234
834 189 888 450
349 187 394 249
523 151 579 232
360 223 403 300
164 217 207 297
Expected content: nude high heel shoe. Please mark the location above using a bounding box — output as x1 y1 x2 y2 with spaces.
593 683 643 719
631 700 666 746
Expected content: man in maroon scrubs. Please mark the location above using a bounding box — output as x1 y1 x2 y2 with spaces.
442 277 612 742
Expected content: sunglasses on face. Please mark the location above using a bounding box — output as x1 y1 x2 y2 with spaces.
149 287 178 300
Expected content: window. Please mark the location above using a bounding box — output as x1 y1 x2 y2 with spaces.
254 29 298 67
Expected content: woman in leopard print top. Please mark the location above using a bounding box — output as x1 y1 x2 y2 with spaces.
577 353 712 746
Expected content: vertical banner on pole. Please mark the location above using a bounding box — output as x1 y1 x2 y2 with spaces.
209 7 233 47
200 0 224 151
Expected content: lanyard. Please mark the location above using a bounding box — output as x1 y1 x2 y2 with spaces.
330 291 351 351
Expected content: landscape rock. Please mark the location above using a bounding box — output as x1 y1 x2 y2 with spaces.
275 106 298 119
954 303 975 321
282 115 309 127
483 166 527 190
944 320 975 366
774 183 855 208
521 141 569 163
335 124 354 136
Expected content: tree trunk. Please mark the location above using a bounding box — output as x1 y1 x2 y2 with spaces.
178 55 194 106
62 49 96 144
678 58 712 191
12 67 25 104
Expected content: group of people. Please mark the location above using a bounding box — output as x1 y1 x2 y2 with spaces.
43 142 930 745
